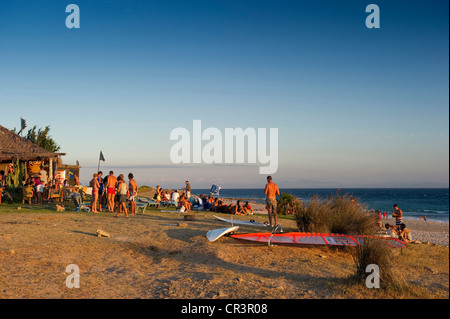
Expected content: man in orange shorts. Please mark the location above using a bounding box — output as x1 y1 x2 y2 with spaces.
105 171 117 213
264 176 280 227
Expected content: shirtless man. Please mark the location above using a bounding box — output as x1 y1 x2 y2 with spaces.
264 176 280 227
128 173 138 215
392 204 403 229
105 171 117 213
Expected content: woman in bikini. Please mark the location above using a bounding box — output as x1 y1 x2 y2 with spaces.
89 173 100 213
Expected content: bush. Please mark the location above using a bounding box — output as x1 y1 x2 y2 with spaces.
294 191 403 290
350 237 402 289
295 195 330 233
277 192 301 216
294 191 378 236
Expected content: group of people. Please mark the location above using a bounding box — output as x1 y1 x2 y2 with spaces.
382 204 421 244
204 198 255 215
89 171 138 218
180 175 279 227
1 168 70 205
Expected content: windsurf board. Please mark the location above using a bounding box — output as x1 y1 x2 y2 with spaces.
230 232 406 248
213 215 268 227
206 226 240 242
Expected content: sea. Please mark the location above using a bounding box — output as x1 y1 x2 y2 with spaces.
192 188 449 223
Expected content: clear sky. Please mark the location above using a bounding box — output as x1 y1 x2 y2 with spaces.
0 0 448 188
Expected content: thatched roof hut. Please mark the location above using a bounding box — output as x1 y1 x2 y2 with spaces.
0 124 62 162
0 124 65 182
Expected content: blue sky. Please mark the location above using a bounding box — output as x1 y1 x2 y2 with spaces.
0 0 448 188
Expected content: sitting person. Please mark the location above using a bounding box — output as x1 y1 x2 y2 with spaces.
170 190 180 203
385 223 400 238
399 223 421 244
201 195 211 210
210 198 219 212
177 194 191 213
46 180 60 202
216 201 238 214
162 191 170 202
243 201 254 215
235 200 246 215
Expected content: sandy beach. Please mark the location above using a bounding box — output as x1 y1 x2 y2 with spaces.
0 203 448 299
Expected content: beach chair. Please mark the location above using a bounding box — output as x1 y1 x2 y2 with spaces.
137 197 160 207
22 187 34 204
135 202 149 214
72 194 91 212
49 189 61 202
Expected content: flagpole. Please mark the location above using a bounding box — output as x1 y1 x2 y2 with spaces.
97 151 102 173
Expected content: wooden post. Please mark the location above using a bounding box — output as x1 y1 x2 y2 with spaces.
49 158 53 181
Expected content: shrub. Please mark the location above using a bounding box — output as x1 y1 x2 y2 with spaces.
294 191 402 290
294 191 378 236
277 192 301 216
350 237 401 289
295 195 330 233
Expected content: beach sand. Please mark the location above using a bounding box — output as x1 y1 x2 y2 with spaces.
384 218 449 246
0 205 448 299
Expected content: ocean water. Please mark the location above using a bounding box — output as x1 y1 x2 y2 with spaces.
193 188 449 223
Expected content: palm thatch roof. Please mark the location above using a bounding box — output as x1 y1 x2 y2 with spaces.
0 124 63 162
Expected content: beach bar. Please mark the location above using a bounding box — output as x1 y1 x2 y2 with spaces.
0 124 71 183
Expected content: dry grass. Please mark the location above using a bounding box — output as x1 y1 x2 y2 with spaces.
0 203 448 299
294 192 378 235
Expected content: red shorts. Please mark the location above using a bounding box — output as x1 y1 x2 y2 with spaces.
107 187 116 195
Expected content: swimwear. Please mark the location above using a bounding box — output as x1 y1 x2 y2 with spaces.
266 198 277 212
107 187 115 195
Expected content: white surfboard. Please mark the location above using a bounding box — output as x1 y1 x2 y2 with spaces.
213 215 268 227
206 226 240 242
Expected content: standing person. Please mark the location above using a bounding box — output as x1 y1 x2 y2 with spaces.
105 171 117 213
392 204 403 229
97 171 104 212
128 173 138 215
115 174 129 218
89 173 100 213
34 174 44 204
264 176 280 227
0 170 5 204
184 181 191 199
